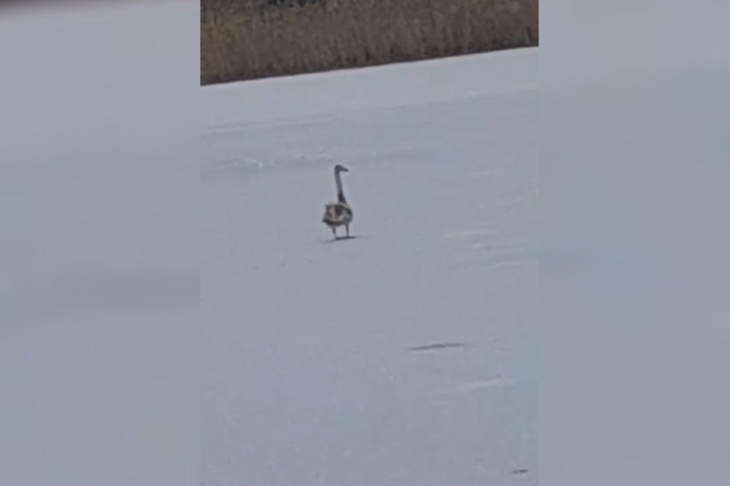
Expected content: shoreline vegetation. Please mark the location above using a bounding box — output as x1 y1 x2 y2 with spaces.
201 0 538 85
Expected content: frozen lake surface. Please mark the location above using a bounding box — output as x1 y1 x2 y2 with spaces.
202 48 538 485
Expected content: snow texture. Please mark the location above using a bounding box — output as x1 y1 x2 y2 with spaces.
541 2 730 484
0 3 199 485
202 48 538 485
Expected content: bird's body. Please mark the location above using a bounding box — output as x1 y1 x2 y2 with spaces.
322 164 353 238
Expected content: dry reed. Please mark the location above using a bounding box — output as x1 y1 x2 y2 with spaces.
201 0 538 85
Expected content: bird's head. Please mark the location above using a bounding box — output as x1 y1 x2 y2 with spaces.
334 164 349 174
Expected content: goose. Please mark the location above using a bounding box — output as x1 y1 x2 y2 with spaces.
322 164 353 238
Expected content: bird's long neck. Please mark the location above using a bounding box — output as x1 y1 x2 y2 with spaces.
335 171 347 203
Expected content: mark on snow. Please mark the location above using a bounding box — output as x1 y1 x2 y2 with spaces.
407 342 467 352
441 376 525 395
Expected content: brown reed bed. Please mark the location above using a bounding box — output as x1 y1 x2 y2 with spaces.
201 0 538 85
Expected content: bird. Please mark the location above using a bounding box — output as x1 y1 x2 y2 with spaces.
321 164 353 239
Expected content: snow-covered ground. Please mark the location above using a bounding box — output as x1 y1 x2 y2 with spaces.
1 3 198 485
5 1 729 483
202 48 538 485
540 4 730 483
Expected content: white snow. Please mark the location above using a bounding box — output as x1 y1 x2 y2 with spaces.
202 48 537 485
540 3 730 484
0 3 199 486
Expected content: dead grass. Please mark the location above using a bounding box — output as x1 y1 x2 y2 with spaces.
201 0 538 85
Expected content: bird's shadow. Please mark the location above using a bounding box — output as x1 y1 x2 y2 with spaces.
323 234 364 244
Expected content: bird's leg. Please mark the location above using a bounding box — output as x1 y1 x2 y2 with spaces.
332 226 337 239
345 224 350 237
